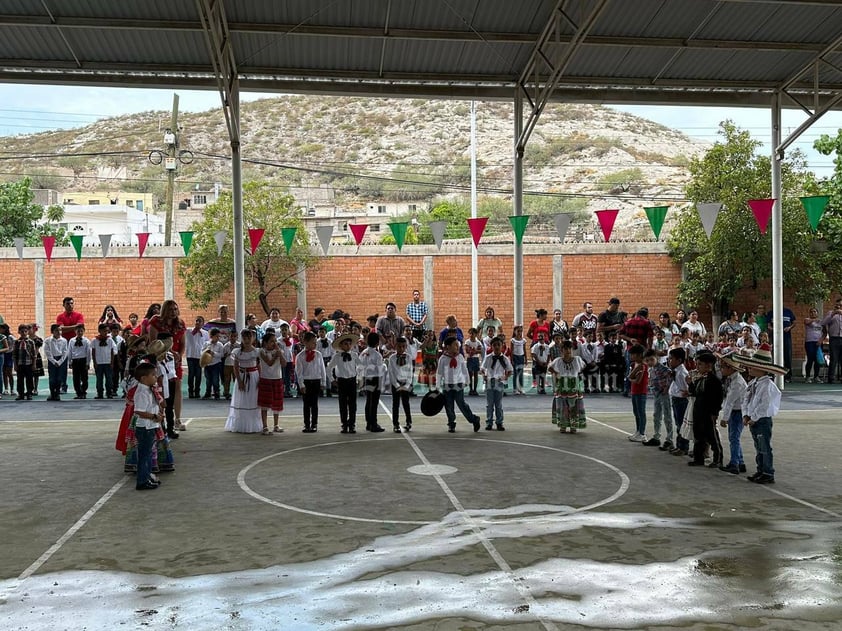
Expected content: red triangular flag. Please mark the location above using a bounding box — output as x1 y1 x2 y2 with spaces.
747 199 775 235
248 228 265 255
136 232 150 258
349 224 368 247
595 209 620 242
42 235 56 262
467 217 488 248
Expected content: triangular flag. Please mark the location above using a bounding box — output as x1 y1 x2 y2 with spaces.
553 214 572 242
429 220 447 250
99 234 112 258
136 232 150 258
508 215 530 244
42 235 55 262
467 217 488 248
349 224 368 247
13 237 24 259
747 199 775 235
388 222 409 251
69 234 84 261
644 206 669 240
595 209 620 242
179 231 194 255
281 227 297 254
696 202 722 238
800 196 829 232
214 230 227 256
316 225 333 254
248 228 265 255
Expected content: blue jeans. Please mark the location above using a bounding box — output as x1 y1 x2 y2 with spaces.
485 379 504 426
187 357 202 396
804 341 820 380
652 392 673 442
135 426 156 487
204 363 221 396
726 409 745 466
442 384 478 427
631 393 647 435
671 396 689 451
749 417 774 476
511 355 525 391
48 358 67 397
95 363 114 396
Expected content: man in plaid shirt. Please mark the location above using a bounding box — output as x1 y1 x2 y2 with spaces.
406 289 429 342
620 308 655 348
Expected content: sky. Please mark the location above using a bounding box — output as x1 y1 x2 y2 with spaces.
0 84 840 177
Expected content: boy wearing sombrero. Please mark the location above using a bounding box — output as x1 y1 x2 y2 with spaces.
327 332 360 433
733 344 783 484
717 352 748 474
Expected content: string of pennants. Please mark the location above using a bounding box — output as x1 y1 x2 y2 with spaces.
11 196 830 260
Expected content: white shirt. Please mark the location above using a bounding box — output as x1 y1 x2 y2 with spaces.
92 336 117 365
576 342 597 364
295 349 326 382
437 352 469 386
69 336 91 361
258 348 284 380
718 372 747 421
133 385 161 430
223 341 239 366
669 363 689 398
358 347 385 386
184 328 210 359
549 356 585 377
510 338 526 357
43 336 68 366
202 340 225 366
481 352 512 381
742 375 781 421
317 337 335 360
463 338 484 362
327 349 359 379
261 318 289 332
387 353 414 391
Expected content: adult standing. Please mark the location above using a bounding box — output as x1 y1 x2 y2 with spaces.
571 302 598 338
680 310 707 337
475 306 503 338
140 303 161 336
289 307 310 341
376 303 406 340
308 307 328 333
246 314 265 344
204 304 237 345
56 297 84 393
766 305 796 382
657 312 674 342
718 311 744 337
755 303 768 334
184 315 209 398
803 308 824 383
619 308 654 348
549 309 569 339
261 308 288 333
596 297 627 337
821 298 842 384
148 300 187 436
406 289 429 342
438 315 464 350
742 312 761 344
672 309 687 337
526 309 551 343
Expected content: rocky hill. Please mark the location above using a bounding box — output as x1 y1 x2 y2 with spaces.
2 95 707 239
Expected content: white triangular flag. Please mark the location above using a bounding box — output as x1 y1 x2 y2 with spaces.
214 230 228 256
13 237 25 259
316 225 334 254
429 221 447 250
99 234 112 258
696 202 722 238
553 214 572 242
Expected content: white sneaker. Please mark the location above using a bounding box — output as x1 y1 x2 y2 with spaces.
176 421 187 431
628 432 645 442
805 377 813 383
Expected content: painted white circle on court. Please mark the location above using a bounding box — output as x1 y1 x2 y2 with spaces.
237 438 630 525
407 463 458 476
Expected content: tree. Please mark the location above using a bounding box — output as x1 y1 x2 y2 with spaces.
177 181 317 316
0 178 70 247
415 198 472 243
667 121 824 314
813 129 842 293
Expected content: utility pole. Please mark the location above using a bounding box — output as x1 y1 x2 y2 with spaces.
163 93 179 246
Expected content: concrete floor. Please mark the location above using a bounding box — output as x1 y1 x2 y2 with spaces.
1 383 841 630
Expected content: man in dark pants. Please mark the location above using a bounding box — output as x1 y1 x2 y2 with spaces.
687 352 724 468
766 306 796 383
821 299 842 384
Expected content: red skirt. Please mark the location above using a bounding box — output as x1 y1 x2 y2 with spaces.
257 377 284 412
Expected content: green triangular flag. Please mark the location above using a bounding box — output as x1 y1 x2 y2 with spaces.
388 222 409 251
800 196 829 231
69 234 84 260
644 206 669 239
281 227 297 254
508 215 530 244
179 231 194 255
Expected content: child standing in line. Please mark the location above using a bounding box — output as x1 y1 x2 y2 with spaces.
317 327 334 397
687 351 724 469
202 328 225 399
643 348 673 449
1 323 14 396
132 362 165 491
482 326 497 356
328 333 360 433
627 344 649 443
577 332 599 394
437 336 481 433
258 331 286 435
510 325 527 395
531 332 550 395
387 336 414 432
602 332 625 393
295 331 326 433
548 340 586 433
464 327 484 396
69 324 92 399
221 329 239 400
12 324 36 400
717 353 748 475
734 346 783 484
154 334 179 440
403 325 419 396
92 323 117 399
666 347 691 456
420 329 439 392
44 323 68 401
358 331 386 433
480 336 513 430
224 329 264 434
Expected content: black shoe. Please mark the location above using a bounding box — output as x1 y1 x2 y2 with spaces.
496 425 505 431
688 461 705 467
167 431 179 439
136 482 158 490
404 424 411 432
642 438 661 447
73 395 82 400
371 425 385 433
303 427 313 433
719 465 740 474
448 425 456 433
202 394 211 399
708 461 723 469
752 473 775 484
94 395 104 400
658 441 673 451
472 417 481 432
393 426 401 433
739 464 747 472
485 424 494 431
340 428 348 434
349 428 357 434
747 472 763 482
15 396 24 401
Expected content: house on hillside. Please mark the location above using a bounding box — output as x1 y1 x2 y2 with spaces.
63 190 156 213
44 204 165 247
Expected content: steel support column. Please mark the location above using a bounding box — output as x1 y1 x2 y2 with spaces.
771 92 784 388
513 89 524 327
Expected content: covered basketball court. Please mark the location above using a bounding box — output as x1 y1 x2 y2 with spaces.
1 1 842 628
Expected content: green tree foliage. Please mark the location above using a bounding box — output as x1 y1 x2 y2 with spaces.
415 198 472 243
378 218 421 246
668 121 824 312
0 178 70 246
177 181 317 316
813 129 842 292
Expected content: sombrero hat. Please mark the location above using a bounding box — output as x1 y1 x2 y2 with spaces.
332 332 358 351
420 390 445 416
126 334 148 352
717 351 745 371
199 349 215 368
147 339 167 360
732 344 787 375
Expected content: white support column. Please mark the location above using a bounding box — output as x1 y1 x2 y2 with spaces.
231 82 246 331
424 255 435 330
163 258 174 300
34 259 45 328
553 255 564 315
296 262 307 317
771 92 785 388
513 90 524 327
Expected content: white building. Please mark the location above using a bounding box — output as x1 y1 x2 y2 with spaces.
49 204 166 246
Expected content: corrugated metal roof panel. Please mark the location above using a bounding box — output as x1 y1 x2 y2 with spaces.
662 48 816 83
0 25 69 59
235 32 383 72
383 38 523 76
67 28 209 65
696 2 841 44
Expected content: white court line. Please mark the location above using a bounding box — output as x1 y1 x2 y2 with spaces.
587 414 842 519
16 476 129 581
378 399 559 631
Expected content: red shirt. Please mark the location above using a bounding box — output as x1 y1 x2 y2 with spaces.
630 361 649 395
56 310 85 340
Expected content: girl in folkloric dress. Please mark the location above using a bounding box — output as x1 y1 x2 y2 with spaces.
258 331 286 434
548 340 587 433
225 329 264 434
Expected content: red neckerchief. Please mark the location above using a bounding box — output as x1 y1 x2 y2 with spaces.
305 349 316 362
